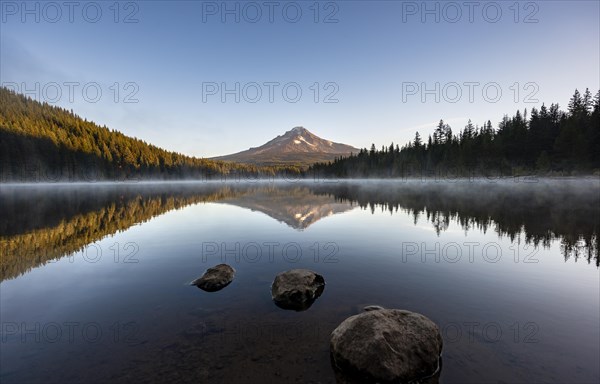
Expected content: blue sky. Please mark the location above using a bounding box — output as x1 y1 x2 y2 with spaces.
1 1 599 157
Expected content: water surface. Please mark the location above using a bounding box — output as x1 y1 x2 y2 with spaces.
1 179 599 383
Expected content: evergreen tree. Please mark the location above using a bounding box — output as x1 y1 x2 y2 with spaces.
583 88 593 115
413 132 422 147
568 89 585 117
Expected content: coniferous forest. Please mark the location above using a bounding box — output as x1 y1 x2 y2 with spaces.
0 87 301 181
310 89 600 178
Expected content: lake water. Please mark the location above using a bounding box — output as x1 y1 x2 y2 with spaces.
1 179 599 383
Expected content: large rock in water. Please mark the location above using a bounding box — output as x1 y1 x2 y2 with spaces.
271 269 325 311
330 307 443 384
191 264 235 292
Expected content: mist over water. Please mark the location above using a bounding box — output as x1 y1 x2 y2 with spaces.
1 178 599 383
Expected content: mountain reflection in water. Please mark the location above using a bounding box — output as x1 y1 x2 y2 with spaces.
1 179 598 281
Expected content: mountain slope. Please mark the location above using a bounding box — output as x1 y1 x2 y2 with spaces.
0 88 300 181
212 127 359 166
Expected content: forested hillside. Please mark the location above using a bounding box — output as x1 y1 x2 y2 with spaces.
0 88 300 181
310 89 600 177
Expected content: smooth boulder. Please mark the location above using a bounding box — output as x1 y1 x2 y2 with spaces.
330 308 443 384
271 269 325 311
191 264 235 292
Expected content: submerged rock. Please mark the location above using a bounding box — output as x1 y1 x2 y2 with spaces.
191 264 235 292
271 269 325 311
363 305 384 312
330 308 443 384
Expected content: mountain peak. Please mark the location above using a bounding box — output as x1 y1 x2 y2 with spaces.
289 126 308 134
212 127 359 166
283 126 311 138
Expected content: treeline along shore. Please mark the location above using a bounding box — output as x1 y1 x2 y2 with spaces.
310 88 600 178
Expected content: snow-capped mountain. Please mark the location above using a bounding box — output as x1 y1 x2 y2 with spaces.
212 127 359 165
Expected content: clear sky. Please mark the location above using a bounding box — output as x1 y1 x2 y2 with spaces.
1 0 599 157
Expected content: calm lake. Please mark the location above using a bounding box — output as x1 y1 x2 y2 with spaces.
1 179 599 383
